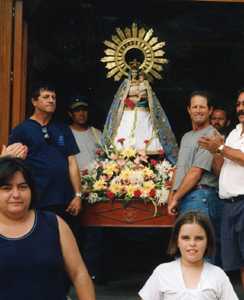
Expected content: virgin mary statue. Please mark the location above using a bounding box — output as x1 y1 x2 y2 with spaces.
101 23 178 165
102 61 178 165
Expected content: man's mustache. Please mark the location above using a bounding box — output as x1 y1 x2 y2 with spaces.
237 110 244 117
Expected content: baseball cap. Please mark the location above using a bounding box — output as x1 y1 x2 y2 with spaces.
68 96 88 112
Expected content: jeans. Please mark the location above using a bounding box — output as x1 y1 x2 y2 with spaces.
179 187 223 266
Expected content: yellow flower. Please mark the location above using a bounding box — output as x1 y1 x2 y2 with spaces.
143 167 155 178
143 180 155 191
93 178 107 191
121 147 137 159
120 168 131 181
126 185 140 197
109 182 123 194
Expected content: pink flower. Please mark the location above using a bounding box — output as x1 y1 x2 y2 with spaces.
144 139 150 145
117 159 126 167
149 189 156 198
158 149 165 157
134 156 141 165
117 138 125 145
110 153 118 160
150 159 158 166
134 190 142 198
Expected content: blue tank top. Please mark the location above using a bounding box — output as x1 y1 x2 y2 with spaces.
0 210 67 300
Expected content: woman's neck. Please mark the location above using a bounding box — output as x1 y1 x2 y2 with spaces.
0 210 35 238
0 209 32 226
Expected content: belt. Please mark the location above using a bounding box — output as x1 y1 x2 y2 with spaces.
194 184 215 190
222 195 244 203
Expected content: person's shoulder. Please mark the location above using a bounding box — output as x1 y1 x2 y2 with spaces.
37 210 57 222
13 119 31 129
206 125 215 132
204 261 228 279
51 121 73 134
91 126 102 135
50 120 67 129
181 130 193 140
10 119 32 134
154 260 178 274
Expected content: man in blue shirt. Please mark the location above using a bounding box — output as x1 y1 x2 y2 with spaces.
9 84 82 229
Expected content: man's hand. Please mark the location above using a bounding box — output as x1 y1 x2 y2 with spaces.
66 196 82 216
167 194 179 216
1 143 28 159
198 133 224 154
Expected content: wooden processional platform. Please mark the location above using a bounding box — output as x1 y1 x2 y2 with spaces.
80 201 175 227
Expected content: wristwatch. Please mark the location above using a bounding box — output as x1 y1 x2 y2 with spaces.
216 144 225 154
75 192 82 198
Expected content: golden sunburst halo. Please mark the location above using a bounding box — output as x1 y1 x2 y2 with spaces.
101 23 168 81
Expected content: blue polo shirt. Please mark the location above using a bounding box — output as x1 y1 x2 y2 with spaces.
9 119 80 208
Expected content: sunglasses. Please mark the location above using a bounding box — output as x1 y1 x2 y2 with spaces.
42 126 52 144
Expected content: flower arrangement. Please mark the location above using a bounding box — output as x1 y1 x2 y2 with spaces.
81 140 175 215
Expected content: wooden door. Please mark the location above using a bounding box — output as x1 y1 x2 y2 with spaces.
0 0 27 147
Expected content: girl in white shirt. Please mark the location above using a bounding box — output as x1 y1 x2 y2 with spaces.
139 211 238 300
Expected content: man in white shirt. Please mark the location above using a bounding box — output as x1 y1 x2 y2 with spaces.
68 97 102 172
68 96 105 284
199 88 244 287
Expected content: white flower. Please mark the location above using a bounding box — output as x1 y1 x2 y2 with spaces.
156 187 169 205
88 193 100 204
128 170 144 185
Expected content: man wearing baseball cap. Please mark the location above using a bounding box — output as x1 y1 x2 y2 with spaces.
68 96 106 283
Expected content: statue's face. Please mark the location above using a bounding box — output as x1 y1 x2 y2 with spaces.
131 69 138 79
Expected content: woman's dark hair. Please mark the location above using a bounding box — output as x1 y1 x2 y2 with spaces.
188 90 213 108
168 211 215 257
0 157 37 208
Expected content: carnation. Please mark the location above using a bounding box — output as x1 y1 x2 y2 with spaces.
80 139 175 213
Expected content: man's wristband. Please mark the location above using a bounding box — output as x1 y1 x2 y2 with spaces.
216 144 224 155
75 192 82 198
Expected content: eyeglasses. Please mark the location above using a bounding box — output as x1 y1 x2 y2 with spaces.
42 126 52 144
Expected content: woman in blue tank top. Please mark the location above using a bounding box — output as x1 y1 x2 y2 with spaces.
0 157 95 300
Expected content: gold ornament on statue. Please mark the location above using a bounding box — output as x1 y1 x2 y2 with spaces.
101 23 168 81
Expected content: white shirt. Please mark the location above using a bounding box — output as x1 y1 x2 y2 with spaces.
219 124 244 198
139 259 238 300
70 127 101 171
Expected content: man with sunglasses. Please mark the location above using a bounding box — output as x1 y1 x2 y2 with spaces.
8 84 82 233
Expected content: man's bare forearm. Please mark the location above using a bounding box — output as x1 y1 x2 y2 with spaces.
173 167 203 202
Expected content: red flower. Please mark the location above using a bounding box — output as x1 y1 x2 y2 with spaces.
158 149 165 157
144 139 150 145
81 169 88 176
106 191 115 200
96 148 103 156
150 159 158 166
134 189 142 198
124 98 136 109
149 189 156 198
117 138 125 144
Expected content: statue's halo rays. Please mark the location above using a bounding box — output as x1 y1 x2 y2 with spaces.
101 23 168 81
